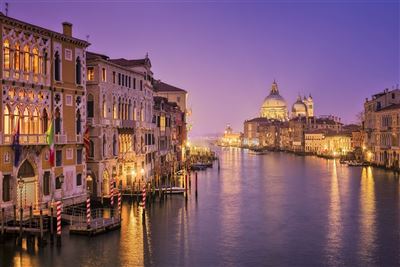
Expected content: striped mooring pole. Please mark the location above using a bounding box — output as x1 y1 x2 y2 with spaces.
56 201 62 247
141 184 146 210
86 197 91 229
110 179 114 207
118 191 122 219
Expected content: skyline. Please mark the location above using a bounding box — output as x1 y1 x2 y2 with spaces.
7 1 399 136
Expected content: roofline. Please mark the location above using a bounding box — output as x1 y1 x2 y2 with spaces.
0 13 90 47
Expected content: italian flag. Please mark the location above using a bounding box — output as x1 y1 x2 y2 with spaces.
46 121 55 166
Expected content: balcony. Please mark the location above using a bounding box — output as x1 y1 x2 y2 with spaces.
55 134 67 144
76 134 83 143
101 118 111 126
2 134 47 145
87 118 94 125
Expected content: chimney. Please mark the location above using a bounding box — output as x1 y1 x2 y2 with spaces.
62 22 72 37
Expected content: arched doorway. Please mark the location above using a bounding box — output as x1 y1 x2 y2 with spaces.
17 160 37 208
102 170 109 196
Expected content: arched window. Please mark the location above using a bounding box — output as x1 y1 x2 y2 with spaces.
22 108 29 134
3 40 10 75
55 107 61 134
23 45 30 73
103 134 107 157
128 100 132 120
54 51 60 81
13 108 20 133
43 49 48 75
102 95 107 118
113 98 117 119
118 97 121 119
14 42 20 78
75 56 81 84
32 108 39 134
113 134 117 156
3 105 11 135
87 94 94 118
32 47 39 74
76 109 81 134
42 109 48 133
133 101 137 121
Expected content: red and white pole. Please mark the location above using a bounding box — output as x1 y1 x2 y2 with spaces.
56 200 62 246
141 184 146 209
110 179 114 206
86 197 91 228
118 191 122 218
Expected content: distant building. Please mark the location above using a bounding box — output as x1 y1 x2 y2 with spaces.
260 80 288 121
219 125 242 147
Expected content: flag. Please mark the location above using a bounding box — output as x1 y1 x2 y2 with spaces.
12 118 20 167
46 121 54 166
83 126 90 161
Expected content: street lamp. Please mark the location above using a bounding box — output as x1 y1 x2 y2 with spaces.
140 168 145 181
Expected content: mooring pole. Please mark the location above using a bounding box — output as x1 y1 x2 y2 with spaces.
50 206 54 244
195 172 198 198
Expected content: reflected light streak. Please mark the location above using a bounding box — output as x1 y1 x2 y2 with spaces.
325 159 343 265
358 167 377 264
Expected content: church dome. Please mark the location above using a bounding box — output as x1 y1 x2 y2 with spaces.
291 96 307 117
260 80 288 121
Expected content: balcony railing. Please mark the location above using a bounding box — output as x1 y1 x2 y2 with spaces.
3 134 47 145
121 120 135 128
55 134 67 144
76 134 83 143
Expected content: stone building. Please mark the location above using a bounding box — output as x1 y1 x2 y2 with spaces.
86 52 155 197
0 15 89 210
363 88 400 169
260 80 288 121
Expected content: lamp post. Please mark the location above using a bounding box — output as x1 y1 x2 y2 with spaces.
140 167 145 181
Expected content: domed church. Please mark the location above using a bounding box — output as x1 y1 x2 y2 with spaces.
260 80 288 121
291 94 314 118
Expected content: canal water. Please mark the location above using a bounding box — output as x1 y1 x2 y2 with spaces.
1 148 400 266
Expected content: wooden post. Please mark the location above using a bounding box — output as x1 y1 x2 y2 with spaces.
1 208 4 242
39 209 44 246
19 207 23 245
29 206 33 229
13 205 16 225
50 206 54 244
195 172 198 198
189 171 191 189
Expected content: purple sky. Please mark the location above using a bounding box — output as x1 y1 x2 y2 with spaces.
9 1 399 136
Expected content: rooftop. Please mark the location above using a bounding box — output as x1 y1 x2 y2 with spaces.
154 80 187 93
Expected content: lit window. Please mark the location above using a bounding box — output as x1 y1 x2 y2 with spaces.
102 68 106 82
3 105 11 135
87 67 94 81
33 47 39 74
14 42 20 78
3 40 10 76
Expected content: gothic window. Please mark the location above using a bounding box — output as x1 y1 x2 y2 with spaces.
32 108 40 134
76 173 82 186
23 45 30 78
87 94 94 118
118 98 121 119
2 174 11 202
54 51 61 81
22 108 29 134
76 56 82 85
43 49 48 75
3 40 10 75
3 105 11 135
113 134 117 156
42 109 48 133
55 107 61 134
133 101 137 121
76 109 81 134
13 107 20 132
33 47 39 75
103 134 107 157
14 42 20 78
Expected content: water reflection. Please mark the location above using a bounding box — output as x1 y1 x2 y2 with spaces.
358 167 377 264
325 159 343 265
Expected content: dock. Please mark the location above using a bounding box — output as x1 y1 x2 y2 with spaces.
69 217 121 236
